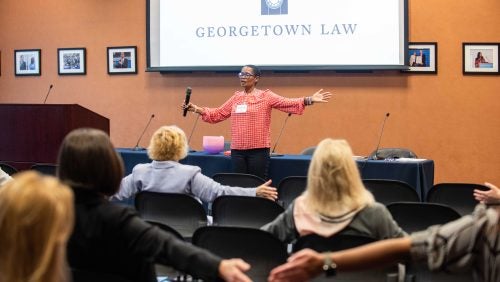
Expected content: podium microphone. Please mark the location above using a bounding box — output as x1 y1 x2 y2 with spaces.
133 114 155 151
43 84 54 104
371 112 390 160
271 113 292 157
183 87 192 117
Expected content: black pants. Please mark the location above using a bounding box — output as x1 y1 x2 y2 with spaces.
231 148 270 180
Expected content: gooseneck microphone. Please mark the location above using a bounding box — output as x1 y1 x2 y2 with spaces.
187 114 200 152
43 84 54 104
371 112 390 160
271 113 292 157
133 114 155 151
183 87 192 117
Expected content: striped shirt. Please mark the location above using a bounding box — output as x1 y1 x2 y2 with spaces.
201 89 305 150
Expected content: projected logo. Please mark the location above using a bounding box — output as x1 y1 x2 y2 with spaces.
261 0 288 15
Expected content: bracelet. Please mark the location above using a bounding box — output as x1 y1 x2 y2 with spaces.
304 96 314 106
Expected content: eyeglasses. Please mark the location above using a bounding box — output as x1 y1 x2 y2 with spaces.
238 72 255 78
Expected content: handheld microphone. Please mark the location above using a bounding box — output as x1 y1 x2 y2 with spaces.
271 113 292 157
133 114 155 151
183 87 192 117
43 84 54 104
371 112 390 160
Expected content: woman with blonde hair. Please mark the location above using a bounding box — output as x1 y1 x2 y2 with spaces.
262 138 405 243
112 125 277 202
0 171 74 282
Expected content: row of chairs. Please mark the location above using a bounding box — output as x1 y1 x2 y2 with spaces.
211 172 487 216
135 190 463 240
150 223 471 282
0 163 57 176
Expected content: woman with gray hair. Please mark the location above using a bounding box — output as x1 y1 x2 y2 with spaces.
112 125 277 202
261 138 406 243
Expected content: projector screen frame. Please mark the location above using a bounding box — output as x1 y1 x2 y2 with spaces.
146 0 409 73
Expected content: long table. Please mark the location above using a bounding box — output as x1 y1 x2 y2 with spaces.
117 149 434 200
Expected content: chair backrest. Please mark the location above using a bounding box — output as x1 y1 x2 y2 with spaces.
277 176 307 209
134 192 207 240
192 226 287 281
387 202 461 233
426 183 487 216
212 172 266 187
300 146 316 155
363 179 420 205
368 148 417 159
0 163 18 175
30 163 57 176
293 233 376 253
72 268 133 282
293 234 400 282
146 220 184 241
212 195 284 228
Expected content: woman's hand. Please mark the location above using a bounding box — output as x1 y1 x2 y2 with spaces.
268 249 324 282
311 89 332 103
474 182 500 204
256 180 278 201
219 258 252 282
181 102 203 114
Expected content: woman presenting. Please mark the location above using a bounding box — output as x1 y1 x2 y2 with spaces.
183 64 332 179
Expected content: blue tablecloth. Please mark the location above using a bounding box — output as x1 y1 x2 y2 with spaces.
117 149 434 200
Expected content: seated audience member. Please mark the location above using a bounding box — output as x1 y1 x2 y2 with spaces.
0 167 13 186
57 128 251 282
112 125 277 202
268 203 500 282
474 182 500 204
0 171 74 282
261 138 406 243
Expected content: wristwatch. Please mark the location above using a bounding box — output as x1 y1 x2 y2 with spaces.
322 253 337 277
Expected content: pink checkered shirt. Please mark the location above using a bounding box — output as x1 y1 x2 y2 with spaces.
201 89 305 150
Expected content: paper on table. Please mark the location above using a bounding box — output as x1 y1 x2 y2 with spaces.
396 158 427 162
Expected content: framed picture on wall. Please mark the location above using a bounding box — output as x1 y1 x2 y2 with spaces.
15 49 41 76
402 42 437 74
107 46 137 74
463 43 499 75
58 48 86 75
0 50 2 76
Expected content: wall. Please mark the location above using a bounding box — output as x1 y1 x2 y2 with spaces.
1 0 499 186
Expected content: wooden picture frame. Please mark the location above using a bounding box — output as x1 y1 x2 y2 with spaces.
58 48 86 75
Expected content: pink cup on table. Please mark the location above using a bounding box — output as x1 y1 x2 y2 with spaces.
203 136 224 154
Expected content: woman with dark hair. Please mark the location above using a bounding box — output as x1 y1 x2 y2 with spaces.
58 128 252 282
183 64 332 179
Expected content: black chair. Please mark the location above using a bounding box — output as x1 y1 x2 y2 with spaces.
363 179 420 205
212 172 266 187
300 146 316 155
146 221 186 280
0 163 18 175
192 226 288 281
277 176 307 209
212 195 284 228
387 202 461 233
72 268 133 282
134 192 207 240
426 183 488 216
30 163 57 176
293 234 400 282
368 148 417 160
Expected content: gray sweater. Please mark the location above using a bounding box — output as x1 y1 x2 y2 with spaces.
261 201 407 243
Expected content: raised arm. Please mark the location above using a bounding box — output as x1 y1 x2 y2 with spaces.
268 237 411 282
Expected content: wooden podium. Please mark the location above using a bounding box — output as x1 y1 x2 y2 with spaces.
0 104 109 170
